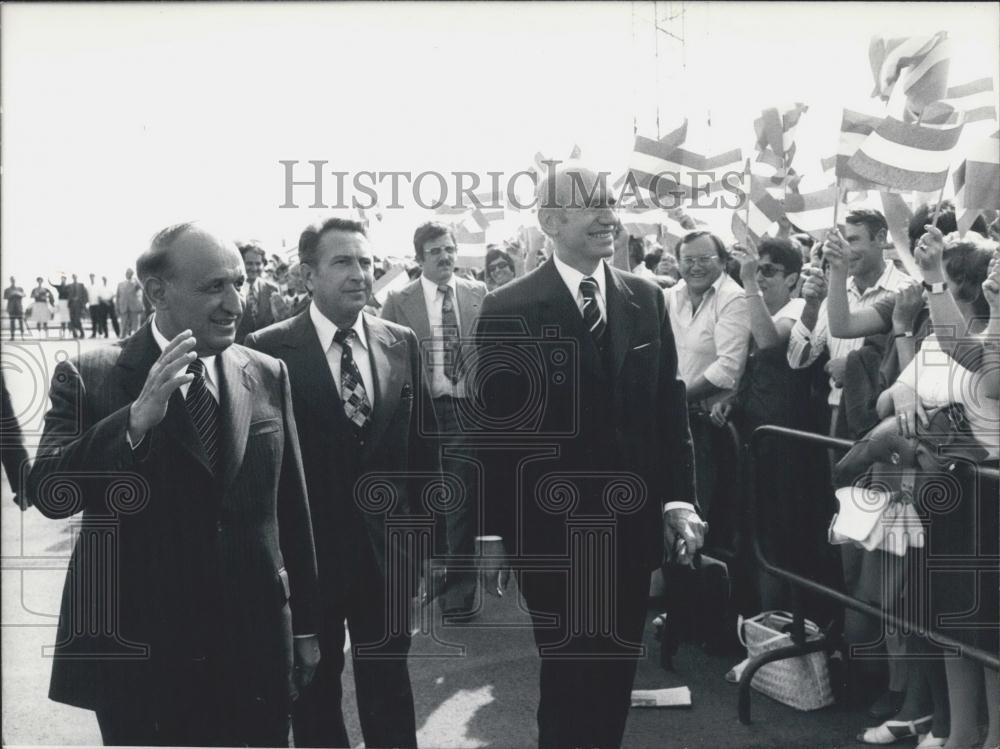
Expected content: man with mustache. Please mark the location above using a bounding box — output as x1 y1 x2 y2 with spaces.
27 222 321 746
381 221 487 615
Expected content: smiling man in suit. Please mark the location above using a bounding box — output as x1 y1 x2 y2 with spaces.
27 222 320 746
246 217 437 749
380 221 487 615
473 162 707 749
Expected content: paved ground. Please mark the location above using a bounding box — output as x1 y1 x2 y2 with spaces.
1 336 875 748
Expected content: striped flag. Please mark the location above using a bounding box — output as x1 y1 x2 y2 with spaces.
836 109 884 190
619 209 687 240
373 266 411 306
847 103 965 192
940 77 997 125
870 32 950 119
628 131 742 201
754 103 808 168
782 186 839 240
953 129 1000 210
732 172 786 245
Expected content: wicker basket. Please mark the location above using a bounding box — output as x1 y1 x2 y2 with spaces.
737 611 834 711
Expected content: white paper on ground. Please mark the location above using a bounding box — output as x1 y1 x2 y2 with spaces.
630 686 692 708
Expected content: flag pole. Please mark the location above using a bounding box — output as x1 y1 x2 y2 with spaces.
831 178 843 230
744 161 752 248
930 173 948 228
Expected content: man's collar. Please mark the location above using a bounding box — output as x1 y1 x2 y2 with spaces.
420 273 456 296
552 253 607 298
309 301 369 352
849 262 894 295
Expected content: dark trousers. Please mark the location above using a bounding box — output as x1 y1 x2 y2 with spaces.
88 304 107 336
520 559 650 749
104 302 121 336
293 537 416 749
431 395 479 612
95 677 290 747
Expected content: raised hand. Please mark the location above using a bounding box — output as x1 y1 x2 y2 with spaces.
731 245 759 290
821 229 849 273
800 265 828 306
892 279 925 332
914 224 946 281
128 330 198 443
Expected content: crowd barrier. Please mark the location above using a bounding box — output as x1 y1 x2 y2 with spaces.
738 424 999 725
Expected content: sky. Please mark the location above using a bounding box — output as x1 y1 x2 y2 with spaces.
2 1 998 282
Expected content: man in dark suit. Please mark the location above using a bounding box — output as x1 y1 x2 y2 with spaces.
235 241 281 343
473 163 707 749
381 221 487 614
27 222 321 746
246 217 437 749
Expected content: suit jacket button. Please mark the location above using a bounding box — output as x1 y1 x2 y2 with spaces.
216 521 223 532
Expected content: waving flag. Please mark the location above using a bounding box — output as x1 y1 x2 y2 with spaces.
836 109 884 190
754 103 808 169
732 172 786 245
847 102 965 192
953 129 1000 210
783 186 839 239
940 77 997 125
870 31 951 119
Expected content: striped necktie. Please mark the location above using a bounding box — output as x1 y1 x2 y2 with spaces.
579 276 606 344
333 328 373 430
185 358 220 472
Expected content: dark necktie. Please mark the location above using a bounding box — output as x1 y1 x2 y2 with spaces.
247 283 259 322
186 358 220 471
579 276 606 344
333 328 373 430
439 285 461 384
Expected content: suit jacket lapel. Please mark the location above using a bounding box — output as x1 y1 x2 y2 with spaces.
537 259 605 375
363 316 404 459
115 323 213 475
218 346 253 492
456 280 481 338
401 283 432 342
604 265 639 381
283 310 351 435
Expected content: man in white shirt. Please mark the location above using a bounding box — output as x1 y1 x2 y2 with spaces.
380 221 487 615
787 209 909 433
665 230 750 518
85 273 102 337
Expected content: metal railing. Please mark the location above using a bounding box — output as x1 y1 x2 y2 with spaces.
739 424 999 724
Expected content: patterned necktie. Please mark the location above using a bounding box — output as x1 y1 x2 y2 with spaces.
186 358 220 471
579 276 606 344
439 285 461 384
333 328 373 430
247 283 259 322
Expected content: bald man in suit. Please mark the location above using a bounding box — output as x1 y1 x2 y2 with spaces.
28 222 320 746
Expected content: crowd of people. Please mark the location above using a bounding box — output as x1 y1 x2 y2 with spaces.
0 160 997 749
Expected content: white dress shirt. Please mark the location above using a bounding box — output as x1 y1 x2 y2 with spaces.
786 263 909 406
665 272 750 409
309 302 375 406
420 274 464 399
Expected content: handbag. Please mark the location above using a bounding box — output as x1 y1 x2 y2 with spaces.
737 611 835 711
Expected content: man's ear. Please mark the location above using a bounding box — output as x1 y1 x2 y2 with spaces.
143 277 167 309
538 207 562 237
876 228 889 248
300 263 316 294
785 272 800 293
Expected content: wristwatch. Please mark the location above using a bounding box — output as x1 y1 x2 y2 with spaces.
921 280 947 294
